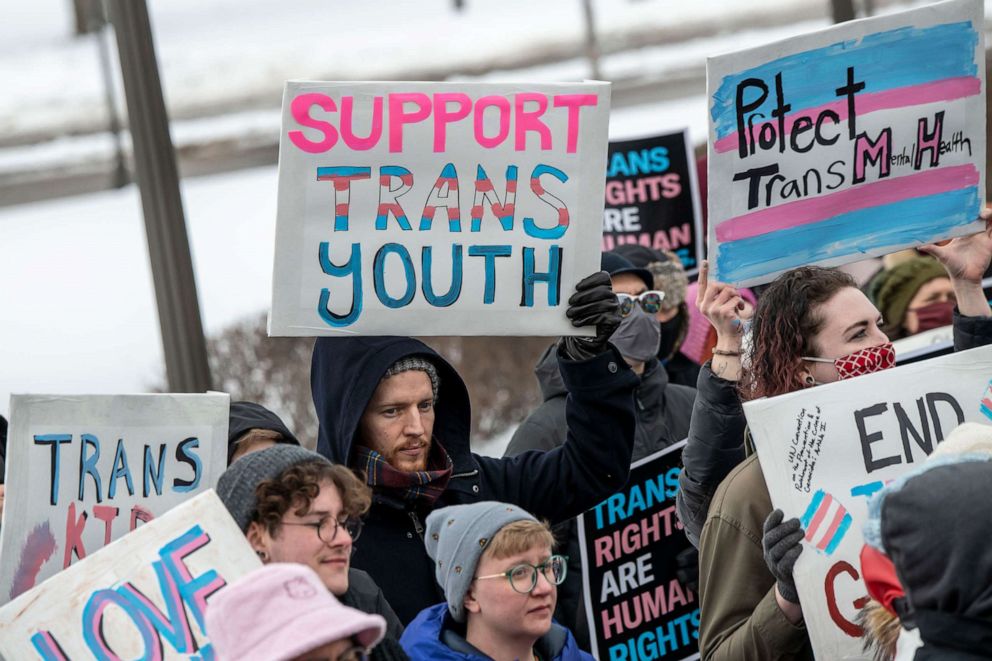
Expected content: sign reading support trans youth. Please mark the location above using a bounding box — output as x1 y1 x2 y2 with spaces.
601 130 703 275
0 393 229 605
707 0 985 286
577 441 699 661
270 81 611 336
743 345 992 659
0 490 261 660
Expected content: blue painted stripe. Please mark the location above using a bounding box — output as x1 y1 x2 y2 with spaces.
850 481 884 499
825 513 853 555
711 20 978 139
316 166 369 178
717 186 980 283
800 489 825 529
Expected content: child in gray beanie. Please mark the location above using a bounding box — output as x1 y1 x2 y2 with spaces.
400 501 593 661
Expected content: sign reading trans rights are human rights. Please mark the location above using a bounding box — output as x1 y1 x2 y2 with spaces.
269 81 611 336
707 0 985 286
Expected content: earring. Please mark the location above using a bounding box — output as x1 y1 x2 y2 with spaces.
256 550 268 561
804 374 815 386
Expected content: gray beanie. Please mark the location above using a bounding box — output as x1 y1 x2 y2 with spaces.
424 501 538 622
384 357 440 401
217 444 331 531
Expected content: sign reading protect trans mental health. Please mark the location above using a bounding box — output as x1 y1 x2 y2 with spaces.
0 394 229 605
744 344 992 659
707 0 985 286
601 130 703 275
270 81 611 336
577 441 699 661
0 490 260 660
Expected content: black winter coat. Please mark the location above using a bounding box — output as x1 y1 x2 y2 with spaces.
342 569 409 661
311 336 638 624
505 345 696 648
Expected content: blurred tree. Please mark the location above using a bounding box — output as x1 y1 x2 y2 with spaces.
196 312 550 451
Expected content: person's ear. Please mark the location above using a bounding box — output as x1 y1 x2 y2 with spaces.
800 370 815 387
246 521 272 561
464 583 482 615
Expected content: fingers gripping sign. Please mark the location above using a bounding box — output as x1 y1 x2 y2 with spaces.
919 206 992 318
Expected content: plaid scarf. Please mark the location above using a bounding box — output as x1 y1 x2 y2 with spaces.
353 441 453 508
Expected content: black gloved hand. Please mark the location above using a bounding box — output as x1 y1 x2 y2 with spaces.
762 509 804 604
559 271 620 361
674 546 700 594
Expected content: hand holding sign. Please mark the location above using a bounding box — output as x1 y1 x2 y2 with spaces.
560 271 621 361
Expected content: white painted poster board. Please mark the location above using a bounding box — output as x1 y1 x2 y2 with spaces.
0 393 229 604
743 344 992 659
707 0 985 286
269 81 611 336
0 490 260 660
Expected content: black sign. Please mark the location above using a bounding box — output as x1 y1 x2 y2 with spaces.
577 440 700 660
601 131 703 275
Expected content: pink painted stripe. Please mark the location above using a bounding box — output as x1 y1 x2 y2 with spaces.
716 164 980 243
817 507 848 551
805 493 833 541
714 76 981 154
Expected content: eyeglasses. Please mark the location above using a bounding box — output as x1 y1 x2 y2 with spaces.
281 515 363 545
475 555 568 594
617 291 665 317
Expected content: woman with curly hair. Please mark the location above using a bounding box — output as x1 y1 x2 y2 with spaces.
215 445 408 660
676 214 992 660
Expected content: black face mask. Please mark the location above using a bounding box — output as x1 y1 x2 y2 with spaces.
657 315 683 362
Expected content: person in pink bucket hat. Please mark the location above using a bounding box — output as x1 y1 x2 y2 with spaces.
206 563 387 661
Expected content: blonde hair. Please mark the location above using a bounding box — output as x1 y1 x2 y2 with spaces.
483 519 555 560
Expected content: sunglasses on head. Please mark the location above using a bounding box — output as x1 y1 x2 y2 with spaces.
617 291 665 317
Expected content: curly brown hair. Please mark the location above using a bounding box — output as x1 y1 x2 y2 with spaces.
253 460 371 536
741 266 857 400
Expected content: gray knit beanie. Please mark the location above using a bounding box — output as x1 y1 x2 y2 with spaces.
383 356 440 401
424 501 538 622
217 444 331 531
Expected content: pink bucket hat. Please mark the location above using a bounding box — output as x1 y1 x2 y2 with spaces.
206 563 386 661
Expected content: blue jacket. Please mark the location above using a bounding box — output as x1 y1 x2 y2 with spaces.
310 336 638 623
401 603 594 661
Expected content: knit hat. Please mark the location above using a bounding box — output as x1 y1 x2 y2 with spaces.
929 421 992 459
227 401 301 463
871 257 947 338
206 563 386 661
613 245 689 308
217 444 331 531
383 356 440 402
424 501 538 623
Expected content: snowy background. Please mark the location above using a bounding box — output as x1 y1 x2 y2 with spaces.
0 0 978 451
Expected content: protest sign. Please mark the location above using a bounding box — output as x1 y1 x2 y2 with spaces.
743 344 992 659
269 81 611 336
577 441 699 661
601 130 703 275
0 393 229 605
893 324 954 364
707 0 985 286
0 489 260 660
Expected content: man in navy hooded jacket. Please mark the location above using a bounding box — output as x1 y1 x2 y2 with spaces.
311 272 638 624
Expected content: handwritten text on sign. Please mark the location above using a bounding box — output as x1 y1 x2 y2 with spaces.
270 82 611 336
707 0 985 285
578 442 699 661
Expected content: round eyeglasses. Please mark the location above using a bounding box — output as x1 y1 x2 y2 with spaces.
281 515 363 544
617 291 665 317
475 554 568 594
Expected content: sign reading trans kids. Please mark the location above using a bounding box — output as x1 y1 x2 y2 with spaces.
0 490 261 660
743 344 992 659
577 441 699 661
270 81 611 336
0 393 229 605
707 0 985 286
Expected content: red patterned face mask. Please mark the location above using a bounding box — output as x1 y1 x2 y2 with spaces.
803 342 896 380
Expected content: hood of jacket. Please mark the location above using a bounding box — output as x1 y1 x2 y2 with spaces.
400 603 589 661
226 401 301 462
311 336 472 468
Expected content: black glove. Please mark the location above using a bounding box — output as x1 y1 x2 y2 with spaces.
762 509 804 604
674 547 700 594
558 271 620 361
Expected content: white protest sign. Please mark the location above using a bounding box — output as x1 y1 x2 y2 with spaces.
707 0 985 286
0 393 229 605
0 489 260 660
269 81 611 336
743 344 992 659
